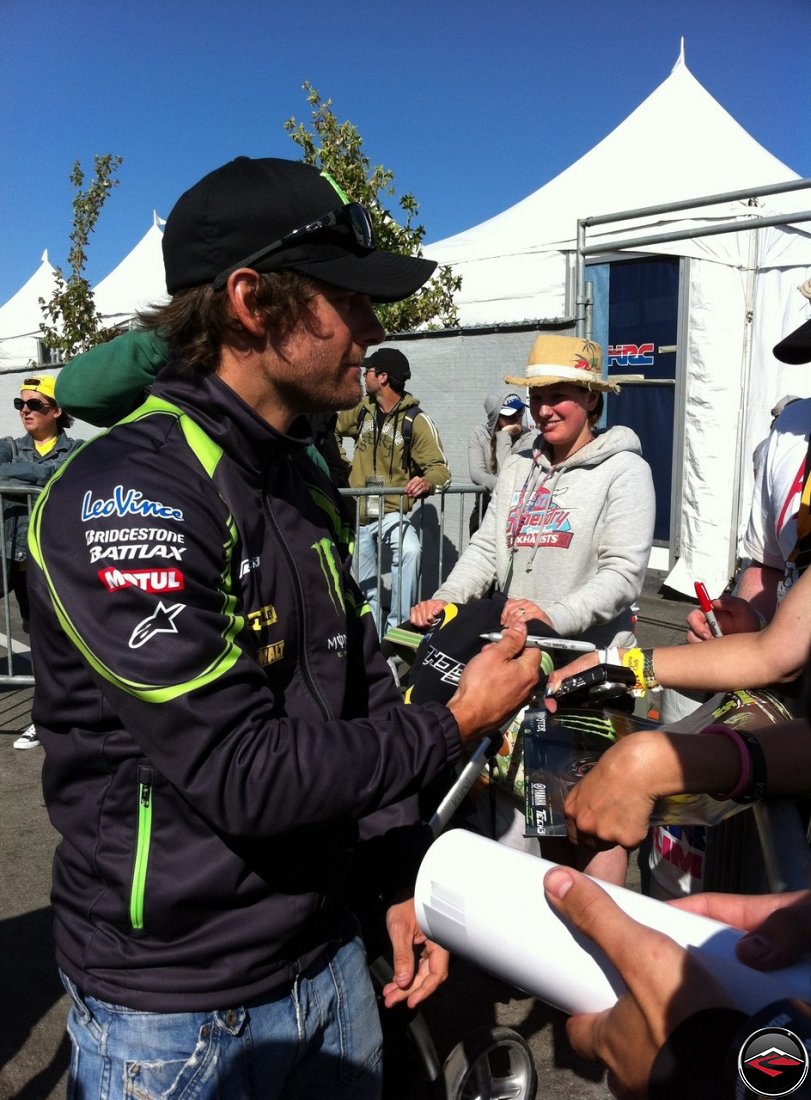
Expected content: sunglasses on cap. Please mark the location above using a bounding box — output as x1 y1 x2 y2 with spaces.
211 202 375 291
14 397 55 413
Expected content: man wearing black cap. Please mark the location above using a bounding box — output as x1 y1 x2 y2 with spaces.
27 157 538 1099
337 347 450 637
688 312 811 648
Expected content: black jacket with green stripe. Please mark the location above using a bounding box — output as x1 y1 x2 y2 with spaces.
28 367 460 1012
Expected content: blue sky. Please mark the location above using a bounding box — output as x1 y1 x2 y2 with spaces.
1 0 809 305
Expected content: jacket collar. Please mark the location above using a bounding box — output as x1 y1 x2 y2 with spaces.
151 367 311 473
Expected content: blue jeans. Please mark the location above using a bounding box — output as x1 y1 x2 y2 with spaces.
60 934 382 1100
356 514 421 636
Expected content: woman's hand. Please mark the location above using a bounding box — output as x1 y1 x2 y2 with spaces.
544 651 601 704
409 599 447 629
501 597 553 630
561 732 669 849
686 594 761 642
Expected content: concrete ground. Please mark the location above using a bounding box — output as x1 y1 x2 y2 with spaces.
1 571 692 1100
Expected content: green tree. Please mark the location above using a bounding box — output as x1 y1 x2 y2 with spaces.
39 154 123 361
285 84 460 333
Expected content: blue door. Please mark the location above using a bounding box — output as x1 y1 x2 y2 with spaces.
600 257 680 545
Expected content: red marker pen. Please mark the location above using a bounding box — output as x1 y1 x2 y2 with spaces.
694 581 723 638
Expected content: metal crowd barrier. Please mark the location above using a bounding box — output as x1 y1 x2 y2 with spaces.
338 483 486 636
704 798 811 893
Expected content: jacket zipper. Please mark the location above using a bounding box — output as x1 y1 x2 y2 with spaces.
130 765 153 930
262 460 331 719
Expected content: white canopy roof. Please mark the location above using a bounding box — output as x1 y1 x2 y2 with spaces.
93 214 168 325
427 48 810 326
0 250 58 370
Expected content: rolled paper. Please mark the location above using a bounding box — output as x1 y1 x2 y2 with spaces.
415 830 811 1016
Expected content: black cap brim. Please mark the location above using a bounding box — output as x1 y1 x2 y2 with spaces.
286 248 437 304
774 318 811 364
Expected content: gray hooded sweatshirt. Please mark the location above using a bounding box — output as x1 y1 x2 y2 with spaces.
467 389 529 492
437 426 655 647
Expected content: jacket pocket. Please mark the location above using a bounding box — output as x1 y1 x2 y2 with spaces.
129 765 153 930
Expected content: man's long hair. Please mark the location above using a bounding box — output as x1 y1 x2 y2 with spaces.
138 271 319 375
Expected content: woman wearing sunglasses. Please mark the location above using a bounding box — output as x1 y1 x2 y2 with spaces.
3 375 79 748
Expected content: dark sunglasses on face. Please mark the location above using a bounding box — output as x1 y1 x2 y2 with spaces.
211 202 375 291
14 397 54 413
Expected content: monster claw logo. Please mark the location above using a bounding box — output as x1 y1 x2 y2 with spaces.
739 1028 809 1095
129 601 185 649
311 537 345 615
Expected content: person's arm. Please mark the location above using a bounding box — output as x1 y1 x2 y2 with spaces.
562 718 811 849
408 413 451 496
545 870 811 1099
542 457 656 638
55 329 168 425
543 867 739 1099
548 561 811 698
0 438 78 487
649 565 810 690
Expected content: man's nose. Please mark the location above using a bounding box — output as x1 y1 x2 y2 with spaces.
356 300 385 348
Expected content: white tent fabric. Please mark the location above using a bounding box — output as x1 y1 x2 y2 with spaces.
426 48 811 595
0 251 58 371
94 214 168 325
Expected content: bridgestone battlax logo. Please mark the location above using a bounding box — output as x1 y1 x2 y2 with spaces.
738 1027 809 1096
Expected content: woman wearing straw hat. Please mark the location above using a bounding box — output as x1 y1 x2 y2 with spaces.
411 334 655 882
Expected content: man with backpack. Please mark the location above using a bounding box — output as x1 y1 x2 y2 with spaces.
337 347 450 636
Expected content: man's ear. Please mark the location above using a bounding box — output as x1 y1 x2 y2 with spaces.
226 270 268 337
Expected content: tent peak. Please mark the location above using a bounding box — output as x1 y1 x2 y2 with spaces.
40 248 49 264
152 210 166 228
672 36 686 73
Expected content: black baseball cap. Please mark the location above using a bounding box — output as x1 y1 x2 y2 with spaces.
162 156 437 302
774 318 811 365
364 347 411 383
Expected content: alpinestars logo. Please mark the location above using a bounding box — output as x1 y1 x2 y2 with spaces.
129 602 185 649
99 568 185 593
739 1027 809 1096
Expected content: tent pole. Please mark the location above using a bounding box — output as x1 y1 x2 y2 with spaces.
585 280 594 341
727 225 760 585
575 220 586 337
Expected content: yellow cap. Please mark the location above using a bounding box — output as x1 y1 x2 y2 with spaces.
21 375 57 402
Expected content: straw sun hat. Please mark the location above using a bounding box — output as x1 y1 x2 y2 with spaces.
503 334 620 394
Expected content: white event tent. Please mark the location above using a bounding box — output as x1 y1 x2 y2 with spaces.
424 46 811 595
0 251 59 372
93 213 168 328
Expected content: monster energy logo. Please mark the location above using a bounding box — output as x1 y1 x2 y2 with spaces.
312 537 345 615
555 713 619 742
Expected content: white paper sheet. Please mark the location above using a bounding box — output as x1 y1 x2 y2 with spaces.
415 830 811 1016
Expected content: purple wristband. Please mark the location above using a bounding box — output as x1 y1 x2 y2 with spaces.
700 723 751 801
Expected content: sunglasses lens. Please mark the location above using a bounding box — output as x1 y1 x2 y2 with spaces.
347 204 374 249
15 398 48 412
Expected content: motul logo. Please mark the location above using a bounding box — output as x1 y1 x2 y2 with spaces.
99 567 185 593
